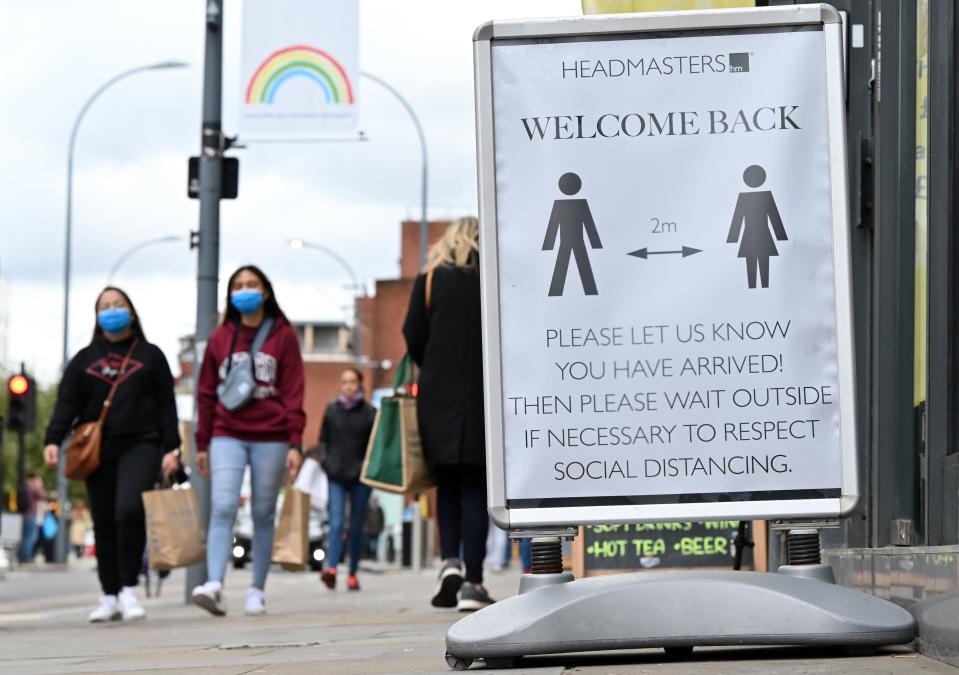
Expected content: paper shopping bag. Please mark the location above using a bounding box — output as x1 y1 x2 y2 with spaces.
272 487 310 571
360 356 433 495
142 486 207 571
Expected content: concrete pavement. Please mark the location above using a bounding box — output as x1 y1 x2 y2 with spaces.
0 559 954 674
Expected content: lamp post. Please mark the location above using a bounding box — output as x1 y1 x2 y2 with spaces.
288 239 363 294
59 60 187 565
107 235 184 284
359 72 429 269
288 238 365 357
63 61 188 367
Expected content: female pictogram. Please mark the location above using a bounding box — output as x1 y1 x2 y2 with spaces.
726 165 788 289
543 172 603 296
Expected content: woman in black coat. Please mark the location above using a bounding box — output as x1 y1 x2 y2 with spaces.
403 216 494 612
317 367 377 592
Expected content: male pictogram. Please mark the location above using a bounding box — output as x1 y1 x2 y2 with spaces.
726 164 788 289
543 172 603 296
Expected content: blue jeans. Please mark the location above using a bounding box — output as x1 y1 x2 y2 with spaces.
19 516 38 563
208 437 288 590
326 479 372 575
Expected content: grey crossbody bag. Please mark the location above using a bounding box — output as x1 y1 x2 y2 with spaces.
216 317 275 412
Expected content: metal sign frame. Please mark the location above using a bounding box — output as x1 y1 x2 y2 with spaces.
473 4 857 529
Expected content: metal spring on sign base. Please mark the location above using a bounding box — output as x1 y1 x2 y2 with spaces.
785 529 822 566
530 537 564 574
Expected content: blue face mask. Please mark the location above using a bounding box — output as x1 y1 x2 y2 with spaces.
97 308 131 334
231 289 264 315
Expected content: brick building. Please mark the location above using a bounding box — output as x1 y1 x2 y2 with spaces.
357 219 450 392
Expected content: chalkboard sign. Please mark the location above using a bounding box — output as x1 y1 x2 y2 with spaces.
583 521 753 571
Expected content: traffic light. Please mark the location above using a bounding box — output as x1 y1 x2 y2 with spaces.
7 372 36 433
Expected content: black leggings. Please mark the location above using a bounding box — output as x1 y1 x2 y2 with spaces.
434 465 488 584
86 442 161 595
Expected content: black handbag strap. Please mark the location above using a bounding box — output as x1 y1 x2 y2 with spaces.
225 317 275 376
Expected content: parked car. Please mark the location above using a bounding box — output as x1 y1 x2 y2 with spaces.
231 504 327 571
230 470 328 571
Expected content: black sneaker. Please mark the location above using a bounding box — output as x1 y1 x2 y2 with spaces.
431 558 464 608
457 583 495 611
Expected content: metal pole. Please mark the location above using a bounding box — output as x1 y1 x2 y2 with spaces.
356 73 429 565
107 235 183 285
16 430 25 513
0 414 5 514
0 415 5 575
186 0 223 601
58 61 188 565
419 144 428 268
359 72 429 268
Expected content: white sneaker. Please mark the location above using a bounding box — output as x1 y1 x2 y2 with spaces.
88 595 121 623
118 586 146 620
192 581 226 617
244 587 266 616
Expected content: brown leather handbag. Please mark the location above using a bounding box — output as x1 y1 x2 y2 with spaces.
65 340 139 481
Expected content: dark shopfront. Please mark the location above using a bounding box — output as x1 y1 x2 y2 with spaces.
761 0 959 663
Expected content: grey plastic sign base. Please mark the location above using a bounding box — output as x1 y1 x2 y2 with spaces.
445 571 916 664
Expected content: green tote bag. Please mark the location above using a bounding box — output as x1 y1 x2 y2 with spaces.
360 355 433 494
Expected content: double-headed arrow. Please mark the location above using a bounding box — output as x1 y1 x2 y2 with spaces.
628 246 702 260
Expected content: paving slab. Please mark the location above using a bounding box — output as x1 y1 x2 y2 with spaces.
0 561 954 674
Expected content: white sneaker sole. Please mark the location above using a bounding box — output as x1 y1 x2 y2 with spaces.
456 598 493 612
122 610 146 621
89 612 121 623
192 593 226 617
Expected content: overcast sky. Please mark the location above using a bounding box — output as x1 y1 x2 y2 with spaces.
0 0 582 384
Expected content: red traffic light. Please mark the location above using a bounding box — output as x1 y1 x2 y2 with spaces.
8 375 29 396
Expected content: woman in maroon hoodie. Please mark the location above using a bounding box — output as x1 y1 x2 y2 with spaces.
191 265 305 617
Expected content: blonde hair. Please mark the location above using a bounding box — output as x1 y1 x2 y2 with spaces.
424 217 479 272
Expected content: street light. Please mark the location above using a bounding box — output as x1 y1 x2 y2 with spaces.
359 72 429 269
58 60 188 566
288 238 365 358
288 239 364 295
107 235 184 284
63 60 189 367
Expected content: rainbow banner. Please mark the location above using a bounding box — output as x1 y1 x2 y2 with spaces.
245 45 354 106
240 0 358 140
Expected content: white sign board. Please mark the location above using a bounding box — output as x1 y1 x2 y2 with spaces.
474 6 857 528
240 0 358 140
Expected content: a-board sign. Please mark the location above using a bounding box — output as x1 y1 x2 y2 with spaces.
583 521 753 572
474 5 857 529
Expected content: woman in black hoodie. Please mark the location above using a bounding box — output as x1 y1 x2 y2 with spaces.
43 287 180 623
317 367 376 591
